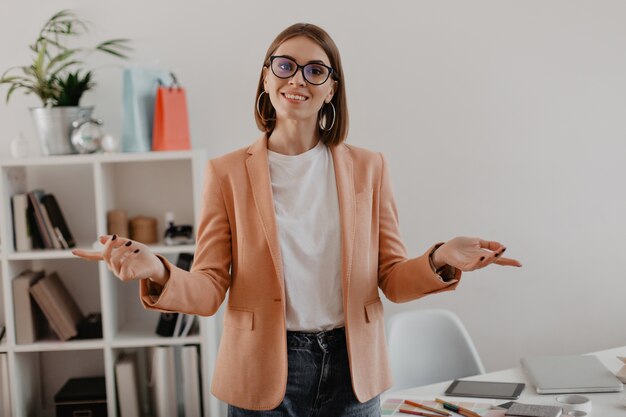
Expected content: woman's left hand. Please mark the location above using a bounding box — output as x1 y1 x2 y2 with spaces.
431 236 522 272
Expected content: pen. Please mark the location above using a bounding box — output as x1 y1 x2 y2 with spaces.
435 398 481 417
403 400 451 416
399 408 446 417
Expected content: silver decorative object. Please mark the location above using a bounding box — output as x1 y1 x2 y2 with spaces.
30 106 93 155
71 118 105 154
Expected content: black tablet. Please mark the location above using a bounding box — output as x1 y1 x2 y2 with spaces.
444 380 525 399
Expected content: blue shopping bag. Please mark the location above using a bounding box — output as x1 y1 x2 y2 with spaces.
122 67 170 152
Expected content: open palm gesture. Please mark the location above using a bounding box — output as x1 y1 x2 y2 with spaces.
432 236 522 272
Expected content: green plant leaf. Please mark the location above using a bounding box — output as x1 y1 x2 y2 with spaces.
33 39 47 79
45 49 76 72
49 60 82 78
3 9 131 106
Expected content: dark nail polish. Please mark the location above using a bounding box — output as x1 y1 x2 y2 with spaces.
480 256 485 261
495 252 500 257
125 241 132 247
134 249 140 253
112 234 117 241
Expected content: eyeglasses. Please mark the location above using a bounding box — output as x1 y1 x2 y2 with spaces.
269 55 334 85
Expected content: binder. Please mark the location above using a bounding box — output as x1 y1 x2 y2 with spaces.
115 353 141 417
181 345 202 417
0 354 11 417
148 346 177 417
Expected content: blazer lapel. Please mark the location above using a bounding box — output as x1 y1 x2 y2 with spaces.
245 135 284 294
331 144 356 299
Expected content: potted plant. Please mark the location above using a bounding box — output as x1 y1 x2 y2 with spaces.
0 10 130 155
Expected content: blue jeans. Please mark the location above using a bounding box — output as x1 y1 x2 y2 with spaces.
228 327 380 417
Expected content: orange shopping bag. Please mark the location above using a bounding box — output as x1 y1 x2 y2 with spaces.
152 73 191 151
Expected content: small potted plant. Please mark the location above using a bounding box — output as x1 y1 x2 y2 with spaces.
0 10 130 155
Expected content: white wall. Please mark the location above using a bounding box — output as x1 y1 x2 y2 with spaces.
2 0 626 372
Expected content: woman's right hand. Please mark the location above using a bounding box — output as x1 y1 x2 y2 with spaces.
72 235 169 286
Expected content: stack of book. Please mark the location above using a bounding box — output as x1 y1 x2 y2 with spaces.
13 269 99 342
11 189 75 251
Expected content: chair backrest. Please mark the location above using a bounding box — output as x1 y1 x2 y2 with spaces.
386 309 485 391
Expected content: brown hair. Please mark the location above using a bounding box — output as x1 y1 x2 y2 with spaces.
254 23 348 146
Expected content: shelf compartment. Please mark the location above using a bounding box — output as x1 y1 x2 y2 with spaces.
99 159 196 240
2 164 97 255
8 258 102 346
14 348 105 417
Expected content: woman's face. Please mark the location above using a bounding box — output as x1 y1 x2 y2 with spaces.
263 36 337 126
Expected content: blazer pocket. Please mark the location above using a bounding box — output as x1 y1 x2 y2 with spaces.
224 307 254 330
364 297 383 323
355 187 373 203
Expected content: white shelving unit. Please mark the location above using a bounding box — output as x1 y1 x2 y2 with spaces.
0 150 222 417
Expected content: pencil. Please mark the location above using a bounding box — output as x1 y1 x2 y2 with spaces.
403 400 451 416
399 408 446 417
435 398 482 417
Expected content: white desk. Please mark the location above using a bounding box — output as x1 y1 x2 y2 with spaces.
383 346 626 416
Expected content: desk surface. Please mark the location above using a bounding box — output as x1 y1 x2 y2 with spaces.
383 346 626 415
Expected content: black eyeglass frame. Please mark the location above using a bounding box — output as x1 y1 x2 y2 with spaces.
269 55 335 85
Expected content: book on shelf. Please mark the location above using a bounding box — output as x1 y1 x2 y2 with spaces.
12 269 46 344
148 346 177 417
181 345 202 417
25 190 75 250
28 189 60 249
11 193 32 251
0 353 11 417
26 198 44 249
41 193 76 248
115 352 141 417
179 314 197 337
29 272 85 341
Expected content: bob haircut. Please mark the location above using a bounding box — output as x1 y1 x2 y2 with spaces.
255 23 349 146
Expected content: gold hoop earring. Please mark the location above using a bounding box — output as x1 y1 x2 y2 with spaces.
319 101 336 132
256 91 267 120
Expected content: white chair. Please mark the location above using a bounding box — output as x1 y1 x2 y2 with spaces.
386 309 485 391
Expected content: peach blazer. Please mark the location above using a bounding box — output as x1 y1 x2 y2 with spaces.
140 135 462 410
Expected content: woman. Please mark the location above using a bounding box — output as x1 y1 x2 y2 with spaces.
73 23 521 417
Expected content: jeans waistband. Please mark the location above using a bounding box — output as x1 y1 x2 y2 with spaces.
287 327 346 350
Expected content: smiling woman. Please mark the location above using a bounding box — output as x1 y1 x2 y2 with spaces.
255 24 348 151
72 22 521 417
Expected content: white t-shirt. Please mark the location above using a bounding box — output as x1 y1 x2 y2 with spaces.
267 140 344 331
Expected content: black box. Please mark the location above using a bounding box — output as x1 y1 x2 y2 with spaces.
75 312 103 339
54 376 107 417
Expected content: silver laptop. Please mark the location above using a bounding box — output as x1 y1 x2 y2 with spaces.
521 355 623 394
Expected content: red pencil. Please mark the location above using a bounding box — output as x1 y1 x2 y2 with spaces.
399 408 446 417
